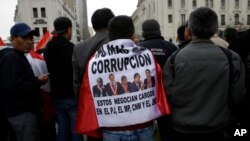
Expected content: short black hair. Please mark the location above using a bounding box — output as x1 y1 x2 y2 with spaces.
188 7 218 39
109 74 114 78
91 8 114 31
177 25 186 41
223 27 238 43
108 15 135 41
52 17 72 35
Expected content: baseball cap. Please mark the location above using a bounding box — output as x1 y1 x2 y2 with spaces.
10 23 38 37
52 17 72 34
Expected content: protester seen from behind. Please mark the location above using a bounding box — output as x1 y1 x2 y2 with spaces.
72 9 114 141
44 17 83 141
176 23 192 49
163 7 245 141
228 29 250 138
138 19 177 68
76 15 171 141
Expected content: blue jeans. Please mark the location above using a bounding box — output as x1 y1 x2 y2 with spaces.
54 99 83 141
102 124 155 141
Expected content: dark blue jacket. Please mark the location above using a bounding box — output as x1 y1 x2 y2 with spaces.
0 48 42 117
138 35 177 68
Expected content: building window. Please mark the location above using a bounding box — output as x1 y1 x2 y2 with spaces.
33 8 38 18
153 2 155 12
248 0 250 8
247 15 250 25
210 0 213 8
168 15 173 23
42 27 47 35
181 0 185 7
193 0 197 8
235 0 239 7
168 0 172 7
41 8 46 18
235 14 240 25
35 28 40 36
205 0 209 7
221 0 225 8
205 0 213 8
221 15 226 25
181 14 186 25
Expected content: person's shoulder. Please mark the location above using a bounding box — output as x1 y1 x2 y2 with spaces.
228 48 241 59
161 39 176 46
0 48 20 63
0 47 16 57
74 41 86 49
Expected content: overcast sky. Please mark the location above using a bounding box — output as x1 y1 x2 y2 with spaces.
0 0 138 40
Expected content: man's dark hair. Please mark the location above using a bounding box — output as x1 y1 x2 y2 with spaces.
91 8 114 31
188 7 218 39
177 25 186 41
108 15 135 41
109 74 114 78
142 19 161 38
223 27 239 43
52 17 72 35
134 73 140 79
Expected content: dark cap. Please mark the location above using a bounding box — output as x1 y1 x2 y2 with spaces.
10 23 38 37
52 17 72 34
142 19 161 38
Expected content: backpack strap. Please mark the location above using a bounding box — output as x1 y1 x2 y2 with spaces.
169 48 182 79
217 46 237 110
218 46 233 84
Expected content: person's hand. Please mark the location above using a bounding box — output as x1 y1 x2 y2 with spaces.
38 74 49 85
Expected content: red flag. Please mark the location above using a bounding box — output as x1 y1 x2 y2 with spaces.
29 50 44 60
0 37 5 46
35 31 51 51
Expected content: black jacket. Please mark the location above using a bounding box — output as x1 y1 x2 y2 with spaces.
138 35 177 68
229 30 250 125
44 36 75 99
0 48 42 117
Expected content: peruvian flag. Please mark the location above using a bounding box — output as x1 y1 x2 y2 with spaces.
76 39 171 138
0 37 5 46
26 50 55 121
35 31 51 51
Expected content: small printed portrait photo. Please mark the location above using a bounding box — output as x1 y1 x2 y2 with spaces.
143 69 155 89
105 74 123 96
131 72 144 92
92 77 107 97
120 75 133 94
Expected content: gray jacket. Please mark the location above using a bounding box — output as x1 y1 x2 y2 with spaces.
72 31 109 96
163 39 245 133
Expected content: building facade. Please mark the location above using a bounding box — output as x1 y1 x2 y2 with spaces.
132 0 250 42
14 0 89 43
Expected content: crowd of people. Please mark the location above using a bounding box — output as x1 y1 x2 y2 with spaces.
0 6 249 141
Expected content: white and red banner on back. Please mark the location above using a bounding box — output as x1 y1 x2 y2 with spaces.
76 39 171 137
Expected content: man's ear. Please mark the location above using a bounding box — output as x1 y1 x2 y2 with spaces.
131 34 137 42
